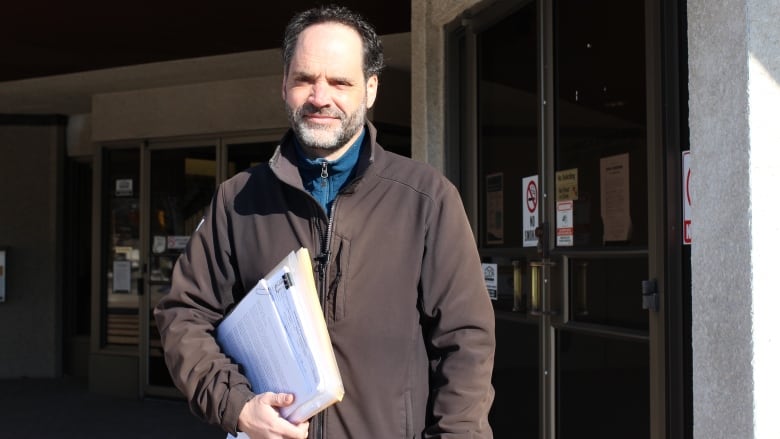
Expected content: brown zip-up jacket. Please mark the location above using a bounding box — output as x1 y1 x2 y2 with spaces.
154 123 495 438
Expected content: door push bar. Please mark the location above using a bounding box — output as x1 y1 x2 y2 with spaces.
529 260 557 315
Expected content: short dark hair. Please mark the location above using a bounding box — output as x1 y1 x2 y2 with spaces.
282 4 385 79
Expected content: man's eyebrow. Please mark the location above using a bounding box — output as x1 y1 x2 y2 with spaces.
289 71 356 85
328 75 354 85
290 71 315 81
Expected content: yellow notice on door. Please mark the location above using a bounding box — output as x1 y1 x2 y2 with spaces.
556 169 578 202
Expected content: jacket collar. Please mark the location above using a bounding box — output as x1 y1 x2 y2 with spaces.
269 120 380 191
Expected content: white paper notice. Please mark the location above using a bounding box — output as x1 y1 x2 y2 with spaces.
600 153 632 242
112 260 132 292
482 263 498 300
523 175 539 247
152 235 166 254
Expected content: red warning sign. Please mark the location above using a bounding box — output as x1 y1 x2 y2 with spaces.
682 151 692 245
526 180 538 213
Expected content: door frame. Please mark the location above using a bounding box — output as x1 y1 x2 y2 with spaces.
140 137 220 397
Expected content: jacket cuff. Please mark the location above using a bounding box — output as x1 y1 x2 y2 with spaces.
223 385 256 436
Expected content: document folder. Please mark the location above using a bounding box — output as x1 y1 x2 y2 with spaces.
217 247 344 427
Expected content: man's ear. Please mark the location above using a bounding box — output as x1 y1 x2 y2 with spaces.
366 75 379 109
281 74 287 101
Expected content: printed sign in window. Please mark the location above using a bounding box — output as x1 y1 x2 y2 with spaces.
523 175 539 247
600 153 632 242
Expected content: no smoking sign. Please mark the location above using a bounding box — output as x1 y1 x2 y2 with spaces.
526 180 538 213
523 176 539 247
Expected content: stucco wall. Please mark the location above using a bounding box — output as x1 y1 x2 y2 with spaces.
746 1 780 437
688 0 780 437
411 0 481 171
0 120 64 378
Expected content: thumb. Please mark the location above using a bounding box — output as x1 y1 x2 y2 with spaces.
262 392 295 408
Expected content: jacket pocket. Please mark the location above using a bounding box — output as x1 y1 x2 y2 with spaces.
328 236 349 322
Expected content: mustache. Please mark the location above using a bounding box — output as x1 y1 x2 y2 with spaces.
297 103 345 119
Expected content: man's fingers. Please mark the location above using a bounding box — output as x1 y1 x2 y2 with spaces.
260 392 295 407
238 393 309 439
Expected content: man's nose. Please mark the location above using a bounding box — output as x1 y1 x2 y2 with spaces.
308 81 331 107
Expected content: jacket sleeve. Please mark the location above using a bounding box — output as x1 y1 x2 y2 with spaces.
153 183 255 436
420 181 496 438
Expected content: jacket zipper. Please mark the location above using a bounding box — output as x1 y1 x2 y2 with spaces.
311 161 361 438
320 161 329 187
313 197 338 439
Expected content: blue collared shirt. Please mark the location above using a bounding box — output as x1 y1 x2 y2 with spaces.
294 128 366 217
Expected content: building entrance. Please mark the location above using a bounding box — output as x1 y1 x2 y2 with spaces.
450 1 675 437
99 133 281 397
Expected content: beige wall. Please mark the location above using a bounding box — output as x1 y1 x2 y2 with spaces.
0 119 65 378
90 63 411 143
91 77 288 142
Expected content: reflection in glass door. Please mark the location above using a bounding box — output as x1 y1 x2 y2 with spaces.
470 4 540 438
552 1 650 437
98 133 287 396
142 136 279 394
102 148 141 349
226 139 277 178
455 0 662 437
145 144 216 390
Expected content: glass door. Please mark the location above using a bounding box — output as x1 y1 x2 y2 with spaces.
550 2 652 437
469 4 541 438
141 134 280 395
99 133 284 397
143 142 217 393
454 0 665 437
224 136 279 178
102 147 142 350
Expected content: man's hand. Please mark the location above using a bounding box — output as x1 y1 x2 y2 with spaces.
237 393 310 439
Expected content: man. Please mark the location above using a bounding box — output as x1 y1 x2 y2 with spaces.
154 5 495 439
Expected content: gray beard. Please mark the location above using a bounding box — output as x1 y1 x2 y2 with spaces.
286 101 367 152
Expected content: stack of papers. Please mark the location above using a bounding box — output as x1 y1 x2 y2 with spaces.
217 248 344 436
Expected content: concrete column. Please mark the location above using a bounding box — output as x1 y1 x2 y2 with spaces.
411 0 480 172
688 0 780 437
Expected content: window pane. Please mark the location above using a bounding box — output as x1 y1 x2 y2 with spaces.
102 148 140 347
557 330 649 439
227 141 277 177
478 5 538 248
148 146 216 386
568 255 649 331
490 319 539 438
555 0 647 249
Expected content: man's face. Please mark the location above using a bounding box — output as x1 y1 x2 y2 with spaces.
283 23 378 158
